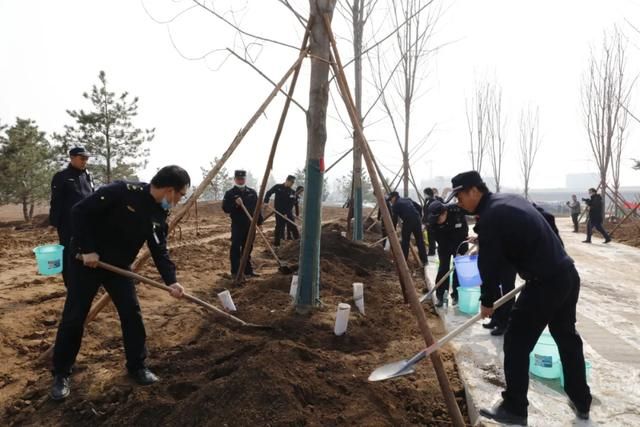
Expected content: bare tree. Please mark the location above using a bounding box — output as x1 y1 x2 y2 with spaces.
370 0 440 197
611 107 629 216
486 81 507 192
519 106 541 200
466 81 491 174
582 28 632 203
336 0 378 240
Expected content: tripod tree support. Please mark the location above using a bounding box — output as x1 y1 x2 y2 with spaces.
321 13 465 427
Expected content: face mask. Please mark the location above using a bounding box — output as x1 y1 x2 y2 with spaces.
235 184 246 189
161 197 172 210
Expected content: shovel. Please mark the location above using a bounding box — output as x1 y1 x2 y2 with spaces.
76 255 272 330
268 206 299 228
238 201 294 274
369 282 525 382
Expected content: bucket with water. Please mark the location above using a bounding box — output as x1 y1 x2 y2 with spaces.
33 244 64 275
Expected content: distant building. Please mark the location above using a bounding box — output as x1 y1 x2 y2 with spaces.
566 173 599 190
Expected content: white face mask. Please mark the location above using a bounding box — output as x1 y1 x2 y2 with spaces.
235 184 246 189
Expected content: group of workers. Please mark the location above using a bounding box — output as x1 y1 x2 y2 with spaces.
46 146 593 425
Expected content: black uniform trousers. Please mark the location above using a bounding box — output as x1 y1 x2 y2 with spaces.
230 222 254 274
400 217 428 264
57 227 71 289
435 242 467 300
492 267 517 328
274 212 287 247
53 259 147 376
426 226 437 255
286 211 299 240
586 218 610 241
502 264 591 416
571 213 580 232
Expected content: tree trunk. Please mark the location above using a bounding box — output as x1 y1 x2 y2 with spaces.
29 202 35 221
296 1 336 312
21 196 29 222
351 0 364 241
403 99 410 197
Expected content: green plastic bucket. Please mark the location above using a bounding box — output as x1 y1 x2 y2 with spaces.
33 244 64 275
529 330 562 379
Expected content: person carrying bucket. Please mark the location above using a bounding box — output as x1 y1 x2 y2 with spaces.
49 166 189 401
425 200 468 306
49 146 94 288
449 170 592 425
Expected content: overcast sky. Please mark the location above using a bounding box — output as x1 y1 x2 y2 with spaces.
1 0 639 192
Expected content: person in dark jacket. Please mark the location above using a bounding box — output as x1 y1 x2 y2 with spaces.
223 170 263 276
566 195 581 232
388 191 428 266
425 201 468 306
422 188 438 256
583 188 611 243
286 185 303 240
449 171 591 425
49 165 189 401
49 146 94 288
264 175 296 247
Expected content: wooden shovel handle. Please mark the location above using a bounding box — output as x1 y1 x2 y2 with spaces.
75 255 250 326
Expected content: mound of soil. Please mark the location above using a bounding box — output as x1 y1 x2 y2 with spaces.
0 206 468 426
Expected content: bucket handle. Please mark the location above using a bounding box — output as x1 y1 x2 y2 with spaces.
455 241 476 257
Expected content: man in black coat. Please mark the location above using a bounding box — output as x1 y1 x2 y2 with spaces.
49 146 94 288
264 175 297 247
583 188 611 244
425 201 468 307
50 166 189 401
223 170 263 276
449 171 591 425
388 191 428 266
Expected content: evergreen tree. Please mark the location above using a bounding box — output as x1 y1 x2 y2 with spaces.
0 118 55 221
54 71 154 184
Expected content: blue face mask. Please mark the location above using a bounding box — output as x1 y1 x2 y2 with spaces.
161 197 171 210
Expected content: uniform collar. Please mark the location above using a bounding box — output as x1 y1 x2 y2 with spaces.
67 163 86 174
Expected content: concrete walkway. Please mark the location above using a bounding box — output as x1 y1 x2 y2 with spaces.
424 217 640 426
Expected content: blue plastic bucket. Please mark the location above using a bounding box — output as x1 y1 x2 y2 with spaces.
560 360 591 387
454 255 482 287
33 244 64 275
529 330 562 379
458 286 481 314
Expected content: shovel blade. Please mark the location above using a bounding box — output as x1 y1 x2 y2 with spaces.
368 359 416 382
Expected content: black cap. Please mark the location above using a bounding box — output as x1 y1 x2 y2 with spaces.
69 146 90 157
426 201 446 225
423 188 434 197
386 191 399 201
445 171 485 203
234 170 247 178
286 175 296 182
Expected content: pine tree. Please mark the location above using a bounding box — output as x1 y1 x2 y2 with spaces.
54 71 154 184
0 118 55 221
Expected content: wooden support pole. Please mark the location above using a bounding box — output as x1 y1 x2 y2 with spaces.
39 51 309 363
322 14 465 427
235 24 311 284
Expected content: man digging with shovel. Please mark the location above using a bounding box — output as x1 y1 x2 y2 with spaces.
449 171 592 425
49 165 190 401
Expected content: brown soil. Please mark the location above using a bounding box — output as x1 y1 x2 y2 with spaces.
579 218 640 248
0 202 468 426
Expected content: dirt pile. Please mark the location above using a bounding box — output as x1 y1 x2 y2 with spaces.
0 205 468 426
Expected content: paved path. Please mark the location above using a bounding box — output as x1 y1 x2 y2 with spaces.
424 217 640 426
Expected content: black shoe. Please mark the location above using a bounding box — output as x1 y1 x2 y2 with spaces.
479 402 527 426
435 298 444 308
569 400 590 420
491 325 506 336
582 240 592 244
604 238 612 244
128 368 159 386
50 375 70 401
482 319 498 329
